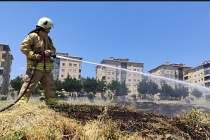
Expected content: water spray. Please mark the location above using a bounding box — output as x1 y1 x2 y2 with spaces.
56 55 210 94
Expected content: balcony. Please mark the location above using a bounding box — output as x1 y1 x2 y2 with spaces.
204 76 210 82
205 82 210 88
204 70 210 76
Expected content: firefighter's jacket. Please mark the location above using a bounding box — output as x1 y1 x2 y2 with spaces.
20 31 56 71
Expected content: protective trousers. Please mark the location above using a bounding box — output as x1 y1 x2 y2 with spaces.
18 69 57 105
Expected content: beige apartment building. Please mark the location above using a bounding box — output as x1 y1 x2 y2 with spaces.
183 60 210 87
0 44 13 94
148 62 192 87
96 57 144 94
52 52 82 81
149 62 192 80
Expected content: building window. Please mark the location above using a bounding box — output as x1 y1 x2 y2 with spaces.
69 63 72 66
73 64 77 67
62 63 65 66
73 69 77 73
62 69 65 72
0 70 3 75
68 69 72 72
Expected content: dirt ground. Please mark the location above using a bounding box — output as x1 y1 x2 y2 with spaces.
49 101 210 140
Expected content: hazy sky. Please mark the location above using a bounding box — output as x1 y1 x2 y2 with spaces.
1 2 210 80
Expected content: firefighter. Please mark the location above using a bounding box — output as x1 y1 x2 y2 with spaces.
18 17 58 105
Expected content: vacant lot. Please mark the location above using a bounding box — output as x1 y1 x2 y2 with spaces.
0 98 210 140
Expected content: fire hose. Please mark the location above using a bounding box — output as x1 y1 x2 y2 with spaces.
0 52 56 113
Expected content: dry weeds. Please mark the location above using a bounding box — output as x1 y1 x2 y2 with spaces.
0 101 210 140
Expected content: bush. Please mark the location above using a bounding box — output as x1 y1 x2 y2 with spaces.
55 91 65 98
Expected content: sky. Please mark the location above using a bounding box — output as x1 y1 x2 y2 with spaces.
1 1 210 80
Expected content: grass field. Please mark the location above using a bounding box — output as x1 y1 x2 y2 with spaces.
0 98 210 140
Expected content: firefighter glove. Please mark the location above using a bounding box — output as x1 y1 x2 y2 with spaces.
44 50 51 57
28 51 41 60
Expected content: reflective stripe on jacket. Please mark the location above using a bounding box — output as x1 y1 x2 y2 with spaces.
20 31 56 71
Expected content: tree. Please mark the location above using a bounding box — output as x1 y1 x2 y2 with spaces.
174 84 189 100
137 79 148 96
119 81 129 96
96 79 106 99
73 78 83 92
83 77 98 95
160 82 174 100
55 79 63 91
137 79 148 94
147 80 159 95
107 80 128 96
10 76 24 92
107 80 120 93
191 89 203 99
62 74 82 93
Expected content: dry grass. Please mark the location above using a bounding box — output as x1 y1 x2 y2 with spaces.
0 103 81 140
82 119 144 140
0 102 144 140
1 100 210 140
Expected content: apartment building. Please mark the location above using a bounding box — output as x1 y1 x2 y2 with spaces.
183 60 210 87
96 57 144 94
0 44 13 94
149 62 192 80
148 62 192 87
52 52 82 81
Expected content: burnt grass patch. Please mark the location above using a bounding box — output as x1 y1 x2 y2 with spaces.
50 102 210 140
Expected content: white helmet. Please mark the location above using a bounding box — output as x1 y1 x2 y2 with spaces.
36 17 54 29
